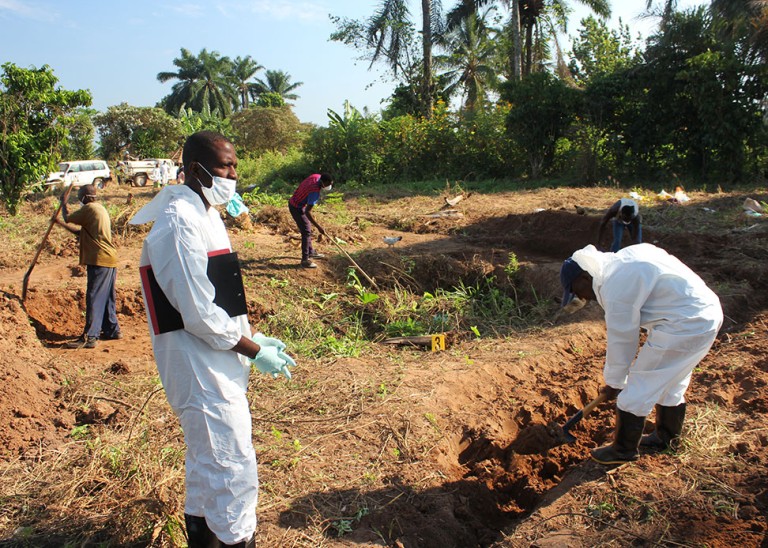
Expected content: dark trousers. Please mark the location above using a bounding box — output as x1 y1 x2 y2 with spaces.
610 219 642 252
85 265 120 339
289 204 315 261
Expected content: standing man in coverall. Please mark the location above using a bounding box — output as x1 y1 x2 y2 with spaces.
597 198 642 252
130 131 294 547
57 184 121 349
288 173 333 268
560 243 722 465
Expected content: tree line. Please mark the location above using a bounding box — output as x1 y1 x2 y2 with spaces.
1 0 766 215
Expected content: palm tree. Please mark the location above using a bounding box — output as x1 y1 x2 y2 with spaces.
331 0 440 117
231 55 264 110
435 9 500 113
421 0 436 116
366 0 414 76
518 0 611 76
157 48 238 116
709 0 768 62
460 0 608 78
252 70 303 103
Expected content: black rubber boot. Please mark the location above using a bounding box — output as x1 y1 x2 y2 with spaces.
185 514 221 548
591 407 646 465
225 535 255 547
641 403 686 451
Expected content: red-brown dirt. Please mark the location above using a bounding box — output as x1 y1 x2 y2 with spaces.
0 184 766 547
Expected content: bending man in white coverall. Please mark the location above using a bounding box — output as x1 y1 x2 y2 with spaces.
130 131 293 547
560 243 722 465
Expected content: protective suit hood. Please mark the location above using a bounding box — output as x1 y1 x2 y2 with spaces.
571 244 613 301
129 185 198 225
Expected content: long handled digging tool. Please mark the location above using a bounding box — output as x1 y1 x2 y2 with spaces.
558 391 610 445
329 236 379 290
22 184 74 303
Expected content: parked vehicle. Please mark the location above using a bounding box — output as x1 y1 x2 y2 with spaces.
117 158 177 187
45 160 112 189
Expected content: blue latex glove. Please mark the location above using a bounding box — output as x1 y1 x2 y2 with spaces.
252 332 286 352
251 346 293 380
226 192 250 217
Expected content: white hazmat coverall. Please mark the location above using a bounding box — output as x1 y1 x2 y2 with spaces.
571 244 723 417
130 186 257 544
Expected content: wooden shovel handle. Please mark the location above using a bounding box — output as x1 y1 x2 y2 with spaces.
22 185 74 302
330 237 379 290
582 390 610 418
561 390 610 434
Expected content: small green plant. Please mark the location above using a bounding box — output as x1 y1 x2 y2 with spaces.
348 269 379 304
160 446 184 465
570 343 583 354
586 501 616 517
268 277 289 288
358 291 380 305
161 515 186 546
70 424 90 440
385 317 424 337
504 252 520 277
424 412 440 433
470 325 481 338
332 519 353 537
271 425 283 441
362 470 377 483
330 507 370 537
102 446 122 474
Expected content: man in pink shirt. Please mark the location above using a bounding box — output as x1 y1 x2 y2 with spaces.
288 173 333 268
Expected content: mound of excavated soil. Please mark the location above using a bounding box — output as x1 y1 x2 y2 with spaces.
0 293 73 458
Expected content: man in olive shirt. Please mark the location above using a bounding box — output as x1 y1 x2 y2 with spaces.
57 184 121 348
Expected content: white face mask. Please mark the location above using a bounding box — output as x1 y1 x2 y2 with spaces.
197 163 237 206
322 184 332 191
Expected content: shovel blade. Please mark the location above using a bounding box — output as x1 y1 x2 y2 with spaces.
560 428 578 444
558 409 584 444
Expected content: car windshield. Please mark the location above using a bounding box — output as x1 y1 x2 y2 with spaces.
57 163 69 172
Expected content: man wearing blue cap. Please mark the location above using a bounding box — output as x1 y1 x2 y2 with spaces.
560 244 722 464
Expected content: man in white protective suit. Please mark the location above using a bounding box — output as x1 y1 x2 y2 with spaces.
559 243 722 465
130 131 294 547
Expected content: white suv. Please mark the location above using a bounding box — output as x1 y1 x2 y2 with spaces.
46 160 112 189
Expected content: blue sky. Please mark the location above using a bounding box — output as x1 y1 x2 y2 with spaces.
1 0 706 126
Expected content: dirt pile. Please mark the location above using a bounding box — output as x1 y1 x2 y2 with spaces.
0 292 73 458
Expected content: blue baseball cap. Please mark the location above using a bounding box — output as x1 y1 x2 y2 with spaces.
560 257 585 307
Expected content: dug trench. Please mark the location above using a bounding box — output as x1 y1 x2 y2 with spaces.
3 199 767 546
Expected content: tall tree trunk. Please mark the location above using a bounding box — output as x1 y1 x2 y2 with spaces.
421 0 434 118
524 21 533 75
510 0 522 81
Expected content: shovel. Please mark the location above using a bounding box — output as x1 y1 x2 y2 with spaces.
558 391 609 444
328 235 379 290
22 184 74 303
